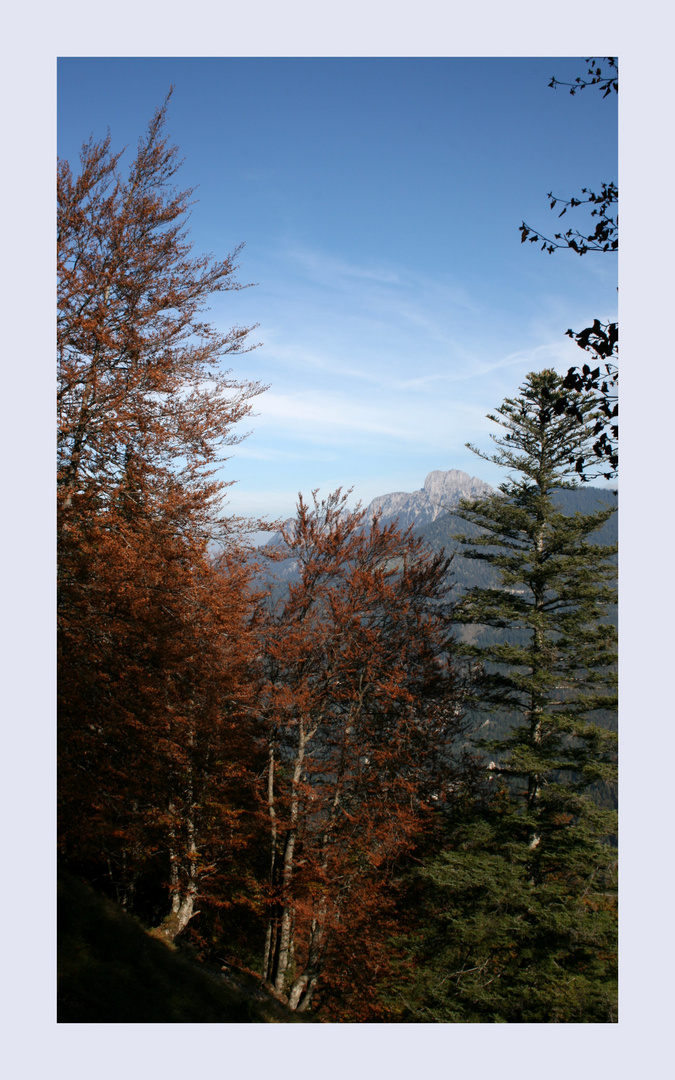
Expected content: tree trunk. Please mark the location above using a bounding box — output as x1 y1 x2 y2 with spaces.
154 738 200 944
287 910 325 1011
153 878 198 943
527 523 546 848
262 741 278 981
265 721 311 997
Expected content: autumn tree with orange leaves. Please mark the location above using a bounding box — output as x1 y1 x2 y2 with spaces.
58 91 264 535
255 491 476 1013
58 95 266 937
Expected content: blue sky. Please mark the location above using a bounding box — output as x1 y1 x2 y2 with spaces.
58 57 618 520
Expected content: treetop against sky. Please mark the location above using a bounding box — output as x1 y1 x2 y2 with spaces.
57 57 617 519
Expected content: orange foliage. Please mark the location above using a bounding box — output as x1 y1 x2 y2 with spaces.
56 98 481 1015
255 490 475 1011
57 96 265 930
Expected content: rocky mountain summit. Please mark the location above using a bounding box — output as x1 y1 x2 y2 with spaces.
365 469 494 529
260 468 495 587
264 469 494 556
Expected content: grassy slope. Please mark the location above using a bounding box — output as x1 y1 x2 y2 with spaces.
57 867 307 1023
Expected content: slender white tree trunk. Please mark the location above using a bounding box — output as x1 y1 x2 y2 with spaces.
273 722 309 995
155 719 200 943
262 741 279 981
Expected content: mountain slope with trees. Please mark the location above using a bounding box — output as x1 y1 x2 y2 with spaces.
418 485 617 595
57 99 617 1023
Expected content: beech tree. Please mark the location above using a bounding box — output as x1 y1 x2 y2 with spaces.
254 491 475 1013
400 371 617 1022
58 96 265 937
58 91 265 537
59 517 260 933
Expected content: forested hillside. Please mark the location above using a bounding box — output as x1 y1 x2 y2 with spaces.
57 101 617 1023
419 486 617 594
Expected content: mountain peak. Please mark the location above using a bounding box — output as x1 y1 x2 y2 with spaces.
423 469 489 499
264 469 494 550
366 468 493 529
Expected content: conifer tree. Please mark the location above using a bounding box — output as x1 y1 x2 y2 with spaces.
399 370 617 1023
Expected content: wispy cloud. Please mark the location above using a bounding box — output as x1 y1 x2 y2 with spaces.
232 444 338 463
251 387 490 451
284 245 404 286
277 243 480 318
216 238 617 518
256 390 406 438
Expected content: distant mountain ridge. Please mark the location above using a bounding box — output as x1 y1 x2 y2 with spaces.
259 470 616 596
419 484 617 594
365 469 494 529
264 469 494 550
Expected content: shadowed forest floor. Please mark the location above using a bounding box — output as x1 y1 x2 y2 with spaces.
57 868 310 1023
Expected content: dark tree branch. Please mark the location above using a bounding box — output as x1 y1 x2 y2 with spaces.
520 183 617 256
548 57 618 98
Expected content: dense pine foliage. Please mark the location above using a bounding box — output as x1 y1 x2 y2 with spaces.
395 371 617 1022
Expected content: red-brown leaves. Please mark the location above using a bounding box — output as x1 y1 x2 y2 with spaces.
57 99 266 929
58 504 258 874
57 92 265 533
255 490 473 1009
